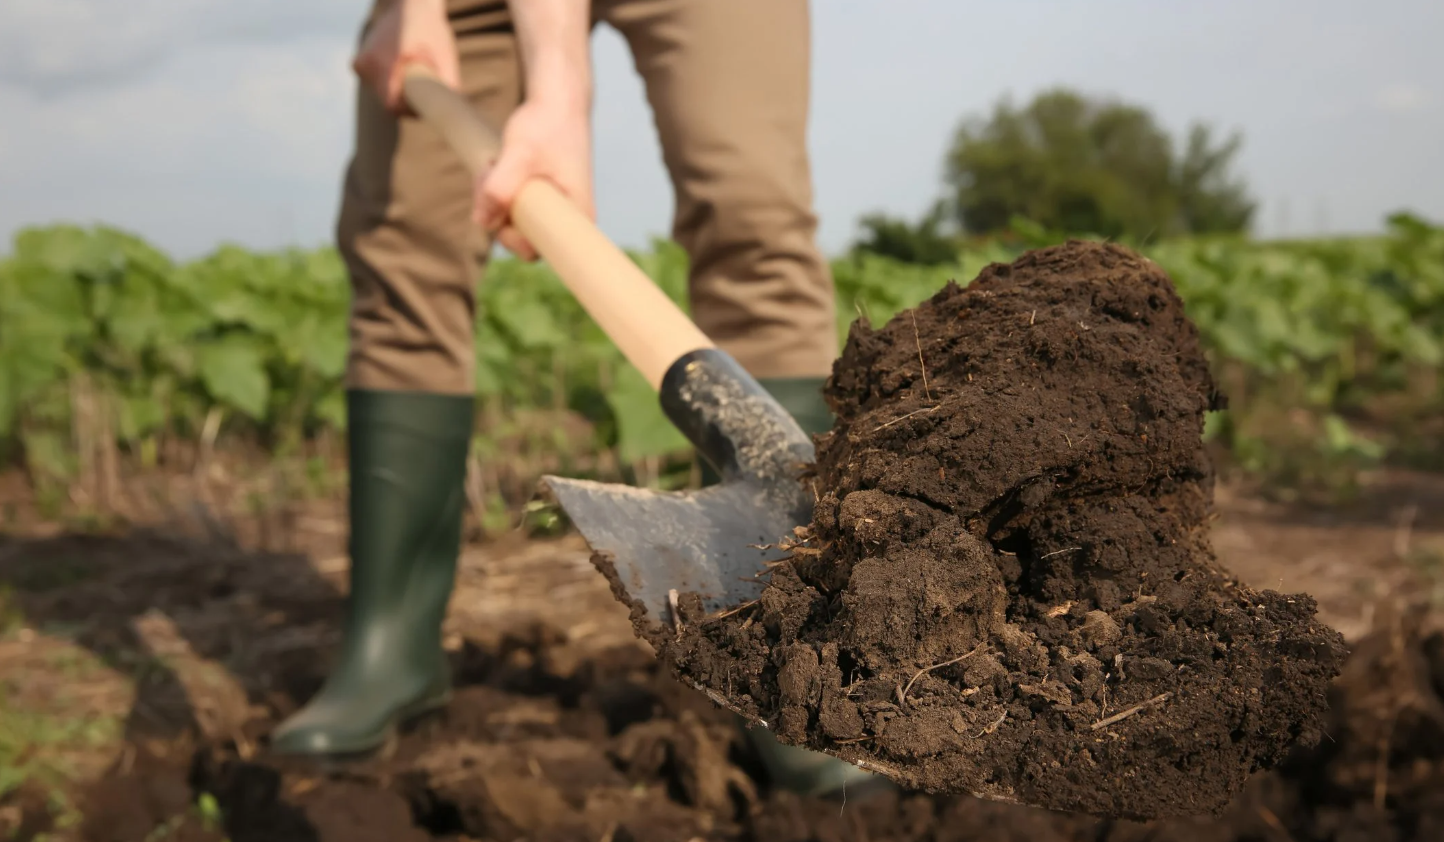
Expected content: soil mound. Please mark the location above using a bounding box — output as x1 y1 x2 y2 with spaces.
649 241 1349 819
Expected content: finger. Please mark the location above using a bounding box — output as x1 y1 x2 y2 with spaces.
480 154 528 230
496 226 538 262
437 51 463 90
386 69 409 114
472 163 506 229
352 52 383 96
389 49 439 114
565 178 596 221
472 173 496 230
552 164 596 220
351 22 380 76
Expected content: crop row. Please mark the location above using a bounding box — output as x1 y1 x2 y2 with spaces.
1 214 1440 512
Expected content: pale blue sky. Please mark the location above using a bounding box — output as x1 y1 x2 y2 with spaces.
0 0 1439 261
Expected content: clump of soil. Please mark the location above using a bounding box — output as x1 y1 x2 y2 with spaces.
77 600 1444 842
3 526 1435 841
648 241 1349 820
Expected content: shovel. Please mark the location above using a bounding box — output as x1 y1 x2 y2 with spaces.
401 66 827 724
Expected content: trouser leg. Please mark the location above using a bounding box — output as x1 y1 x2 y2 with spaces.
600 0 839 381
270 1 520 758
342 3 521 395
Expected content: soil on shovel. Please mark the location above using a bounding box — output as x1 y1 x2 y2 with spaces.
642 241 1350 820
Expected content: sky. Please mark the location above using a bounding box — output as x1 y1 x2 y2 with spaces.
0 0 1440 262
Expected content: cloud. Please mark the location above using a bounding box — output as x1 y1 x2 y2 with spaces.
0 32 356 258
4 0 1442 263
0 0 357 95
1375 83 1430 114
0 37 352 182
231 45 355 173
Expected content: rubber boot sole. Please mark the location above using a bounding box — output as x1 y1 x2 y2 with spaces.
268 688 453 769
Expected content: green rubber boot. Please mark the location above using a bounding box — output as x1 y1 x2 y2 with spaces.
703 376 893 800
269 389 474 758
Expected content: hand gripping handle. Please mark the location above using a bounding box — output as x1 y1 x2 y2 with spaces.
401 64 714 389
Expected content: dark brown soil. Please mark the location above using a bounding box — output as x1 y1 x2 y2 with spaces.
74 589 1444 842
1 522 1440 841
646 241 1349 820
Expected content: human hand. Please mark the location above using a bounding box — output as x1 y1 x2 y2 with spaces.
473 98 594 262
352 0 461 114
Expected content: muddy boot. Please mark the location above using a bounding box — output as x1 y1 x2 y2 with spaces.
701 376 894 801
269 389 473 758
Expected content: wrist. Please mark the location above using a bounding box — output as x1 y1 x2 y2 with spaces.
526 54 592 115
508 0 592 113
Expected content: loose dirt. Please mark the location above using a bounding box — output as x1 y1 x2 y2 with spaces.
1 514 1441 841
646 241 1349 820
67 557 1444 842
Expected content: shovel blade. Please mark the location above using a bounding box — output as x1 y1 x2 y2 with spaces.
539 474 812 624
538 473 921 788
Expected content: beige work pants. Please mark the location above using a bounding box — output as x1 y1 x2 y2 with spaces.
338 0 838 394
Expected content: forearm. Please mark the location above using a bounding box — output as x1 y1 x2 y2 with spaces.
508 0 592 111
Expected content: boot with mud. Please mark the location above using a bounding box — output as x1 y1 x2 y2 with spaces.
269 389 474 759
702 376 895 802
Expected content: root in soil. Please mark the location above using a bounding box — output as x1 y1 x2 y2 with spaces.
640 241 1350 820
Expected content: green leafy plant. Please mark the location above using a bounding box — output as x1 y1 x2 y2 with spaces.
1 214 1441 518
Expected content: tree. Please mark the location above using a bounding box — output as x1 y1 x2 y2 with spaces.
850 199 958 266
943 88 1256 240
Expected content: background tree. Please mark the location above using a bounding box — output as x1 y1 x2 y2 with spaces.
943 88 1256 240
850 199 957 266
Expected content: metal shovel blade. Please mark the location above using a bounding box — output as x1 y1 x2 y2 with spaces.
537 348 819 721
539 473 812 623
540 471 814 723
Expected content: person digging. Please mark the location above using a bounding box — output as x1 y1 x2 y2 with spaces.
268 0 890 801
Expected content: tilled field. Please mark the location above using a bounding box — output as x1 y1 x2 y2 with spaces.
1 517 1441 842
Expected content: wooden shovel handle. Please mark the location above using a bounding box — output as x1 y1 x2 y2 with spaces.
400 64 714 390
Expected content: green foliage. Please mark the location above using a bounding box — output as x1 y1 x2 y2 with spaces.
605 363 690 465
850 200 959 267
1 214 1442 507
944 88 1256 239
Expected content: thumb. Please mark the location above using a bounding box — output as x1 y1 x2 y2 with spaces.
387 48 447 114
351 45 391 103
496 225 538 262
474 148 529 232
562 167 597 222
